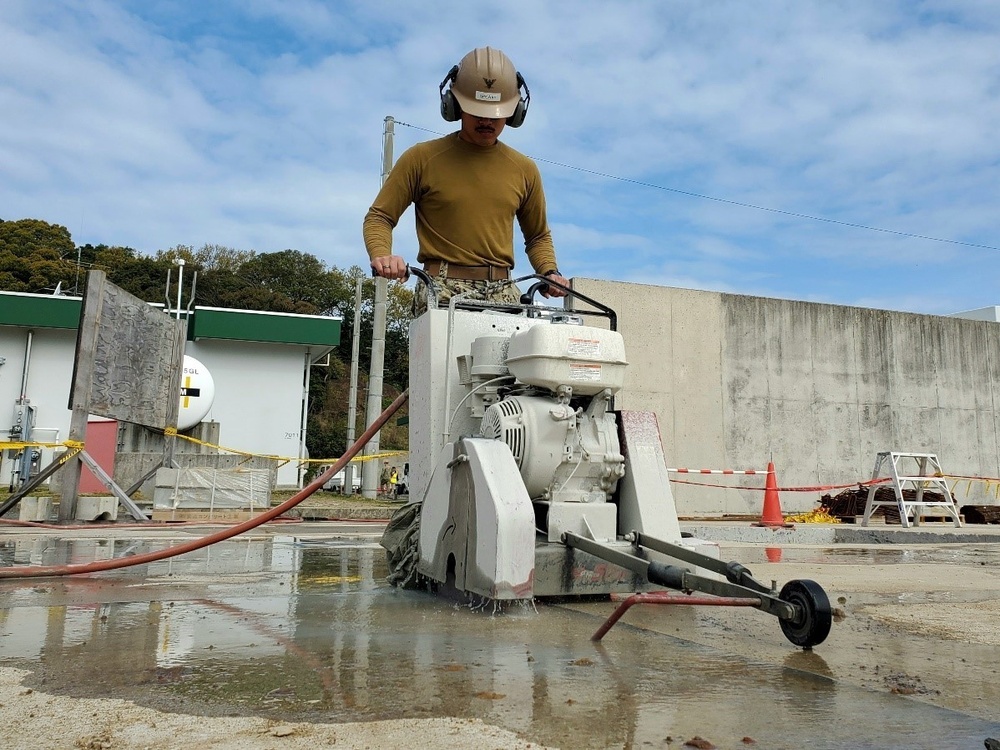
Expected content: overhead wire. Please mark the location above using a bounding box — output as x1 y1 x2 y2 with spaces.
393 120 999 253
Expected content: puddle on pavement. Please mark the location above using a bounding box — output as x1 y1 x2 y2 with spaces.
1 535 998 749
732 543 1000 567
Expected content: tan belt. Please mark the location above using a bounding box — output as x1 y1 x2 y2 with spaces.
423 260 510 281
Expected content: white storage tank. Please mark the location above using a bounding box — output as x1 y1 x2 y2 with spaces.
504 322 627 395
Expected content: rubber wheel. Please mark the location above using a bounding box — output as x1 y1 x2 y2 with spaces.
778 579 832 649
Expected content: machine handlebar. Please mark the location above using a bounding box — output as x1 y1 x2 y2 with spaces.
371 265 439 310
406 265 438 310
374 265 616 329
519 275 618 331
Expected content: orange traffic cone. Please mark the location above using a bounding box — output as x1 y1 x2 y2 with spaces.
753 461 793 528
765 547 783 562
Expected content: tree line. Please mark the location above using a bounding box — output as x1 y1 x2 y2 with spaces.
0 217 412 463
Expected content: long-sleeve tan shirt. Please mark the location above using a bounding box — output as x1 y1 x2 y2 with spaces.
362 133 558 275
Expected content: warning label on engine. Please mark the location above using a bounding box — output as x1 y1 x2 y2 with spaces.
569 363 603 381
567 338 601 357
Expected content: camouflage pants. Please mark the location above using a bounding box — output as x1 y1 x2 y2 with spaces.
412 269 522 316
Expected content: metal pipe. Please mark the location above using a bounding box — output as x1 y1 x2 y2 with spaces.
19 330 32 401
633 530 771 593
362 115 395 499
297 348 312 489
380 115 395 184
164 268 173 310
185 271 198 315
592 592 761 642
175 259 185 319
345 278 363 493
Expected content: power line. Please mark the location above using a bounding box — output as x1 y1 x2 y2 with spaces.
394 120 999 253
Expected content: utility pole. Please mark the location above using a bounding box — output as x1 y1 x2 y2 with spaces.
361 116 394 498
344 278 363 493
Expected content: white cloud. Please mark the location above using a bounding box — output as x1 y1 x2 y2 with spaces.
1 0 998 313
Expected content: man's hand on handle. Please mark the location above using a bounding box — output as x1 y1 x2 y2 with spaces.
540 272 570 298
371 255 409 281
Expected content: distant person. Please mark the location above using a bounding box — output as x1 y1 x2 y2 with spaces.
379 461 390 495
389 467 399 499
363 46 569 314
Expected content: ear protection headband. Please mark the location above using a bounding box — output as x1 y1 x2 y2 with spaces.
507 72 530 128
438 66 531 127
438 65 462 122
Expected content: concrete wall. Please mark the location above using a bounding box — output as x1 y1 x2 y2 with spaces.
571 278 1000 515
113 421 277 499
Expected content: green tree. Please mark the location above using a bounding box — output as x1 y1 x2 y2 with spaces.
303 268 412 464
158 243 255 273
93 246 171 301
0 218 75 257
0 218 78 292
0 220 413 461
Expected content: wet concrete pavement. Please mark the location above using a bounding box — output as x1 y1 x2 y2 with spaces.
1 522 999 749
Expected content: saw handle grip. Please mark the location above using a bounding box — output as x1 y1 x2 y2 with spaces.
646 562 687 590
519 275 618 331
369 264 439 310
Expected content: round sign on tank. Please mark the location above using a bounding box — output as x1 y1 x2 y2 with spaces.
177 355 216 431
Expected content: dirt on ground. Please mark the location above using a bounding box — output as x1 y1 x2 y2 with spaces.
3 527 999 748
1 666 555 750
606 551 1000 724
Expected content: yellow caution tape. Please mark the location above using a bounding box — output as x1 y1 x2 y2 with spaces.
1 439 85 450
163 429 406 465
56 447 84 465
2 433 404 467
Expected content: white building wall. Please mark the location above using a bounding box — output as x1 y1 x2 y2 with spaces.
186 340 309 487
950 306 1000 323
0 326 316 491
0 327 78 485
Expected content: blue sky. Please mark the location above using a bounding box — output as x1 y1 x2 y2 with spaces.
2 1 998 315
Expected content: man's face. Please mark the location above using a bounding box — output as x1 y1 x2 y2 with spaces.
458 112 505 147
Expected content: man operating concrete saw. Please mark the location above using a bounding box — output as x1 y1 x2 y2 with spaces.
363 46 570 314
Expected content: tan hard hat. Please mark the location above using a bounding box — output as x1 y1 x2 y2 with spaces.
451 47 522 119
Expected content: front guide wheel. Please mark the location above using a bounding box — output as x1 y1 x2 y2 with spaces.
778 579 832 649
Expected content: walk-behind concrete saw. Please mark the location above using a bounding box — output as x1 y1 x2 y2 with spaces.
382 270 831 649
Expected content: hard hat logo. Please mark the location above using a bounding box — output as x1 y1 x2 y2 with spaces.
483 78 496 89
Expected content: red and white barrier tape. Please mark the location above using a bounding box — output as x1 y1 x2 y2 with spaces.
667 468 767 475
667 468 1000 495
668 477 893 493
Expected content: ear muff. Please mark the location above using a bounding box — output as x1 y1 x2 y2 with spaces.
506 71 530 128
438 65 461 122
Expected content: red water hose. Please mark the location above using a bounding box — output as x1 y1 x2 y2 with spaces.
0 391 408 579
0 516 306 530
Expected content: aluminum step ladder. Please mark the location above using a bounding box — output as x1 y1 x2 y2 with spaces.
861 452 962 528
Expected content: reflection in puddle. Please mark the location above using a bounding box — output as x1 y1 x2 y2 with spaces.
1 536 998 748
735 543 1000 566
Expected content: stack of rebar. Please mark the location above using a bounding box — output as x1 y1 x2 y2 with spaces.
821 485 948 524
960 505 1000 524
